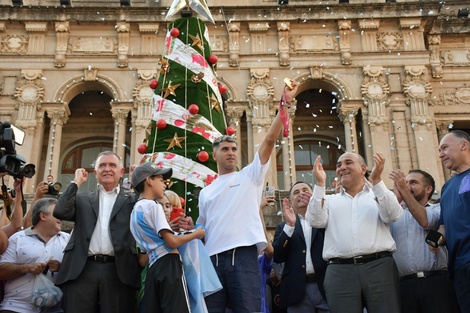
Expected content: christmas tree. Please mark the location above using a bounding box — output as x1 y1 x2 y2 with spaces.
140 11 231 220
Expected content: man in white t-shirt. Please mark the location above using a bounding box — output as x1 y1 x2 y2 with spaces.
181 81 299 312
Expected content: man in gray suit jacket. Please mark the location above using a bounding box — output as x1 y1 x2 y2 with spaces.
53 151 140 313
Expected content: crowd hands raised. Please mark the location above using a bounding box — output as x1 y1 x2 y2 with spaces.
0 79 469 313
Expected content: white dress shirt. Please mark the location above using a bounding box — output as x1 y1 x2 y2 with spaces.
88 184 120 256
306 180 403 260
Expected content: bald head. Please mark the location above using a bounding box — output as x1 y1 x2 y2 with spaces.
439 131 470 173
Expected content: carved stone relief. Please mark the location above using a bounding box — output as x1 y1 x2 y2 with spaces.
228 22 240 67
248 22 269 54
68 37 116 54
116 21 130 68
377 32 404 51
431 84 470 106
440 50 470 66
428 34 442 78
277 21 290 66
290 35 339 52
361 67 390 125
210 36 228 53
247 68 274 108
403 66 432 124
55 21 69 68
0 35 28 54
338 20 352 65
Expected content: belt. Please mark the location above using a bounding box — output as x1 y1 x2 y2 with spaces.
400 270 448 281
328 251 392 265
306 273 316 283
87 255 115 263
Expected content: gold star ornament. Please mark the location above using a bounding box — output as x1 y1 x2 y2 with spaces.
165 0 215 24
189 34 204 49
207 94 221 113
164 133 187 150
162 81 181 99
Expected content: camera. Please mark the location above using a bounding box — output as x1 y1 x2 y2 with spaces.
0 121 35 179
46 182 62 197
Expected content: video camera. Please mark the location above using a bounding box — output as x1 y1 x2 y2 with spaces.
0 121 35 179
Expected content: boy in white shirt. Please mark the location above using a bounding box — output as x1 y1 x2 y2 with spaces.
130 162 205 313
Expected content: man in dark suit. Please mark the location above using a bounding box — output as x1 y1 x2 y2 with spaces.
53 151 140 313
273 181 329 313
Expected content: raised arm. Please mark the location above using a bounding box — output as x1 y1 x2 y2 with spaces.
53 168 88 221
258 81 299 164
389 169 428 227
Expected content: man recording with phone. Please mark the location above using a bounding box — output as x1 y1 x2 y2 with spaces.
389 169 459 313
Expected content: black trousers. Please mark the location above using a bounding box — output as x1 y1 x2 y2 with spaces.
399 273 460 313
61 260 136 313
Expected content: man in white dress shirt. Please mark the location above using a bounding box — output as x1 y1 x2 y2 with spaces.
306 152 403 313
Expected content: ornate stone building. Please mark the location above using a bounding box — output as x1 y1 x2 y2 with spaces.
0 0 469 214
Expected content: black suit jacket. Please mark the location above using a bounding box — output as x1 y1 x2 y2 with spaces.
273 216 327 309
53 183 140 289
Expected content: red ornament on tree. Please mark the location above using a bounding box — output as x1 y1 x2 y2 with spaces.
156 119 167 129
208 54 218 65
149 79 158 89
226 126 235 136
179 197 185 208
170 27 180 38
137 143 148 154
197 151 209 163
218 83 227 94
188 104 199 115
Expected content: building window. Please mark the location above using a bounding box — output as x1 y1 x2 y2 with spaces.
277 140 344 190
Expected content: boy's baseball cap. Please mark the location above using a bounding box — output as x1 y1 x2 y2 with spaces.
130 162 172 187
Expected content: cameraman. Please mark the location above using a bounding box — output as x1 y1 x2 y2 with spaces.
0 174 24 254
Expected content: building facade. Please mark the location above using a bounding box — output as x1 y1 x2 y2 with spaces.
0 0 469 211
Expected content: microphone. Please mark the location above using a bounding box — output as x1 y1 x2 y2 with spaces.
425 230 443 248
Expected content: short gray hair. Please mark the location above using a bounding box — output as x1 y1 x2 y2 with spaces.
31 198 58 226
213 135 236 149
94 151 124 169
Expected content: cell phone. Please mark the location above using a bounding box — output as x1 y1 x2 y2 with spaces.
425 230 443 248
170 207 184 221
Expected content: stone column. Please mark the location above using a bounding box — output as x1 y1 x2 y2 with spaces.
436 120 453 181
361 108 373 165
45 110 68 183
403 66 442 187
282 106 297 189
246 113 254 163
226 107 245 170
13 70 46 192
339 109 358 152
131 69 157 164
111 108 130 161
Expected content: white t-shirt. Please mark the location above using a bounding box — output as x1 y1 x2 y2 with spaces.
197 152 269 256
0 228 70 313
130 199 173 267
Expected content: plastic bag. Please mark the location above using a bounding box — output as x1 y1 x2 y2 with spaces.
31 273 63 308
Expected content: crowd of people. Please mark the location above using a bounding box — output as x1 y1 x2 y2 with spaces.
0 79 469 313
